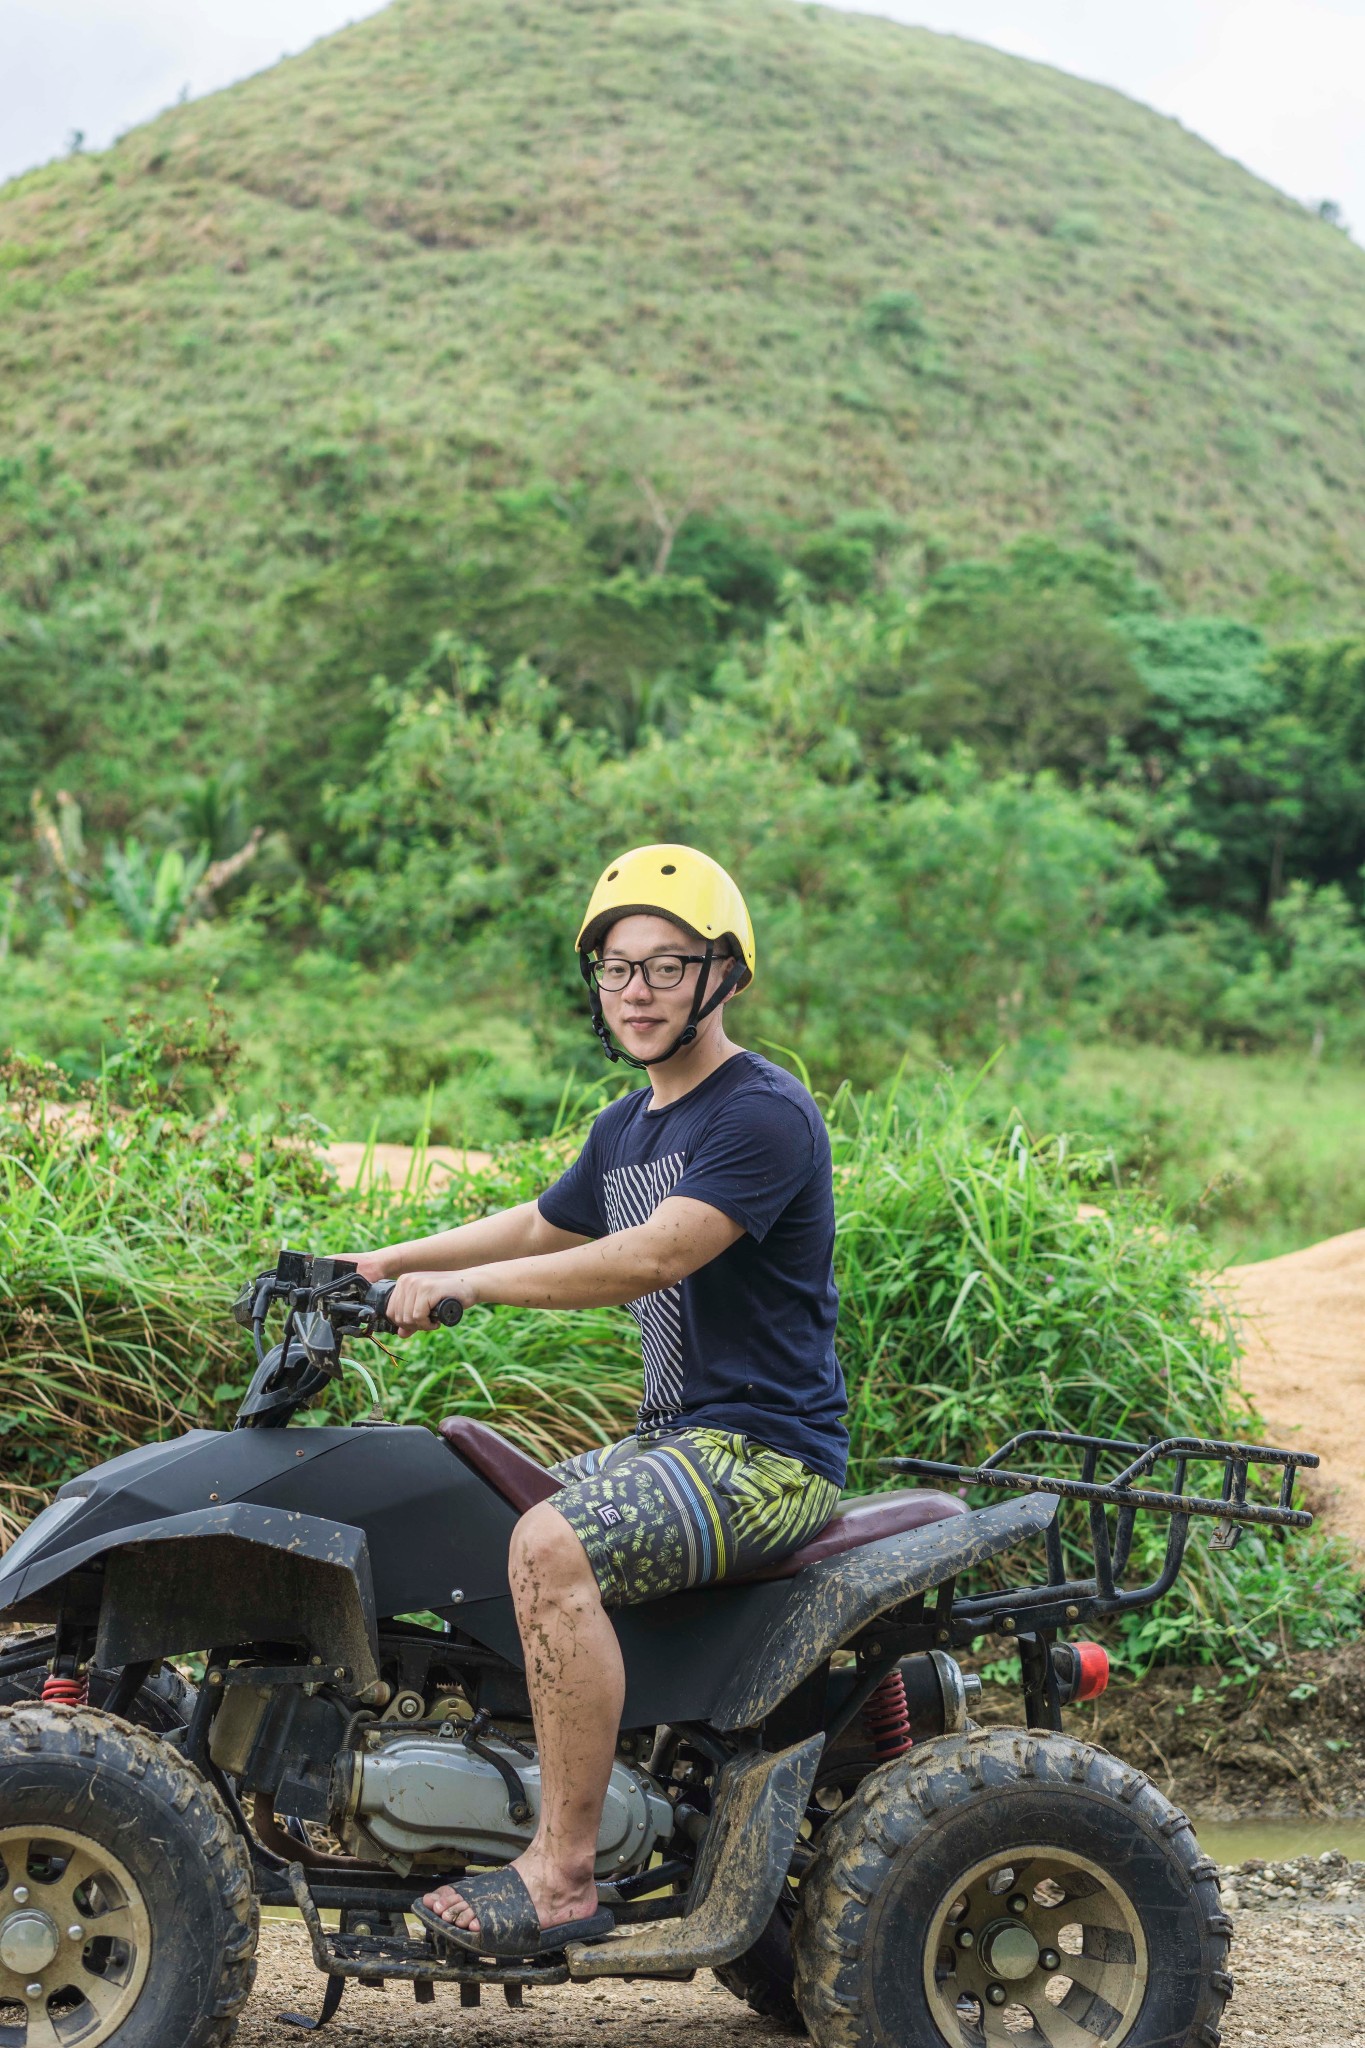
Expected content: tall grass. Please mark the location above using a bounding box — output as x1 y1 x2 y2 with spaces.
832 1083 1236 1485
0 1043 1357 1668
826 1080 1359 1666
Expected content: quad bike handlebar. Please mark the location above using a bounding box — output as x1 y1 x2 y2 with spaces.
230 1249 462 1428
366 1277 465 1333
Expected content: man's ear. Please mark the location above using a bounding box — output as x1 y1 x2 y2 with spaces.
716 955 745 1005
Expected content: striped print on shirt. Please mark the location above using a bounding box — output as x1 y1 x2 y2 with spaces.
601 1151 687 1428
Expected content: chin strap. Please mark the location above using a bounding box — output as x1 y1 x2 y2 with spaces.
580 945 748 1071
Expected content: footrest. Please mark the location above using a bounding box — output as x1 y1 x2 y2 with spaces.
565 1735 823 1978
285 1865 570 1987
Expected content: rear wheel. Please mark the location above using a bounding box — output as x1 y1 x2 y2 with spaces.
714 1885 803 2029
714 1742 883 2032
792 1728 1232 2048
0 1703 257 2047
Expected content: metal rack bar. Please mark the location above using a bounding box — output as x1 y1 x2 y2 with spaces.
884 1457 1313 1529
881 1428 1316 1638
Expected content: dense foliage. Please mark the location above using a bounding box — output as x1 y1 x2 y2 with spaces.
6 505 1365 1250
1 1036 1355 1673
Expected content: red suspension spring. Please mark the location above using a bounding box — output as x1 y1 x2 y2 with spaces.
861 1669 913 1758
41 1672 89 1707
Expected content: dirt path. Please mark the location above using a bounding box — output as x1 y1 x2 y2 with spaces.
1218 1229 1365 1545
239 1912 1365 2046
325 1142 492 1190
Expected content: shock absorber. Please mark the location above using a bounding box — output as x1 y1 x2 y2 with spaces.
861 1668 913 1758
42 1660 89 1707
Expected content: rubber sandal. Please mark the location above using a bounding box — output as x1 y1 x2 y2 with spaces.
412 1866 616 1960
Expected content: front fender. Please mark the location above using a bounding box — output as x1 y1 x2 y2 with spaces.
1 1500 378 1690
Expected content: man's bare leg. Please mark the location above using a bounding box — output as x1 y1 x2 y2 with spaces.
421 1501 624 1937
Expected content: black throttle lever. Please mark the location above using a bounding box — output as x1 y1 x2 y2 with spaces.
365 1279 464 1335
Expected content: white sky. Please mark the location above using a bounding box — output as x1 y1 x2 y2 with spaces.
2 0 1363 240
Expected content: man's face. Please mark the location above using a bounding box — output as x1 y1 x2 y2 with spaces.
595 913 729 1062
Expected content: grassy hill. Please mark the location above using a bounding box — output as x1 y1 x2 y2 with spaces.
3 0 1365 810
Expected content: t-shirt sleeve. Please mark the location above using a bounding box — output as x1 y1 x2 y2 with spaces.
537 1122 603 1239
669 1090 818 1242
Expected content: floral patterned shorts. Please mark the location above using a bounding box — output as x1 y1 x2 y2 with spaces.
548 1426 840 1609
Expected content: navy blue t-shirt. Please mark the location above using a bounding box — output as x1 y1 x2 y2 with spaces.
537 1052 848 1486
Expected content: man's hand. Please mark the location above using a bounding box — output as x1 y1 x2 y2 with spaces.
337 1251 392 1285
384 1269 482 1336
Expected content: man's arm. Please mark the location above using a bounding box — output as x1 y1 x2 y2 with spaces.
348 1199 589 1284
385 1196 743 1333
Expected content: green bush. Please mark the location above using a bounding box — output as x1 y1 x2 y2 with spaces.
321 636 1162 1079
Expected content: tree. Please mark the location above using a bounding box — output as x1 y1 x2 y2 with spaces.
1219 881 1365 1060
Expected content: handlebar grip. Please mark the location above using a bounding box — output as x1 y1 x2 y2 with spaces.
365 1280 463 1332
366 1279 398 1334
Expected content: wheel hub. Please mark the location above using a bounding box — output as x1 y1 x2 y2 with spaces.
979 1918 1039 1981
0 1824 152 2047
922 1844 1149 2045
0 1908 61 1974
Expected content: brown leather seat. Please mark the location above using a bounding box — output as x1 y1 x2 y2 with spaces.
440 1418 966 1576
731 1488 967 1580
439 1417 562 1513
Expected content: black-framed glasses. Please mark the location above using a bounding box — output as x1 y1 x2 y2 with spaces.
590 953 708 992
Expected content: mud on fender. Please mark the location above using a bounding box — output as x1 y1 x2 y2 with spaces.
710 1493 1056 1732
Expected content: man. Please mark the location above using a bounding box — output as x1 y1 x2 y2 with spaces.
352 844 847 1958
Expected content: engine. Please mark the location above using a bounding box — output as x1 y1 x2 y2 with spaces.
331 1722 676 1878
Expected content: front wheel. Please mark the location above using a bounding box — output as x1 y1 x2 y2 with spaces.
0 1703 257 2047
0 1640 195 1733
792 1727 1232 2048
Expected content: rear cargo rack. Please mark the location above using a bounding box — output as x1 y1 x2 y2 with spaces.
881 1431 1317 1635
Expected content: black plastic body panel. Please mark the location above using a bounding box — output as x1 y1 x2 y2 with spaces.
452 1580 803 1729
0 1426 519 1623
0 1424 1053 1735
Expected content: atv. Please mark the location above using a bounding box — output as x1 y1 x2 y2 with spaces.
0 1249 1317 2048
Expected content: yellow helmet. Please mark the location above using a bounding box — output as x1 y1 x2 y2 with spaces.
577 844 755 990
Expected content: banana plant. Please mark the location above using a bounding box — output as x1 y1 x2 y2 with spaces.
103 838 211 945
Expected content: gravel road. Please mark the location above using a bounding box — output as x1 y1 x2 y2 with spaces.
239 1904 1365 2048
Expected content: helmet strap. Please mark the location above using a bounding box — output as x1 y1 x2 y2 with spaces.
580 945 746 1070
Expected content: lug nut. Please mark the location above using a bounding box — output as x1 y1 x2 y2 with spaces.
13 1887 29 1904
986 1982 1007 2006
1008 1894 1028 1915
26 1984 43 2000
68 1927 84 1943
1040 1948 1060 1972
955 1928 975 1949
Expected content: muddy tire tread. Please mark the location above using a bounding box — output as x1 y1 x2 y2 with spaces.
0 1701 258 2046
714 1944 803 2030
792 1726 1232 2048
